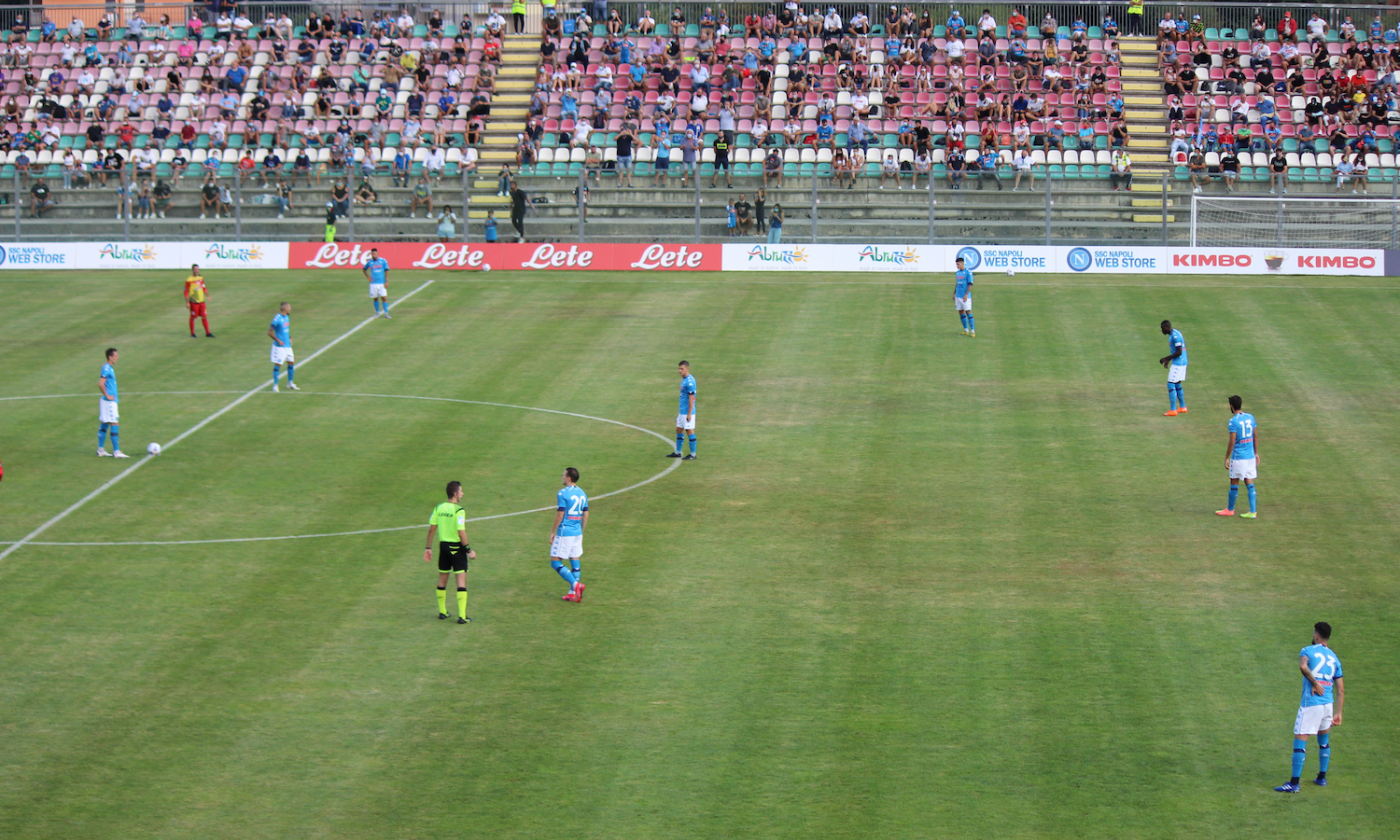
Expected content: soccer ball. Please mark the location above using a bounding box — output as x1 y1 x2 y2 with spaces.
147 442 162 456
1007 268 1016 276
482 264 492 272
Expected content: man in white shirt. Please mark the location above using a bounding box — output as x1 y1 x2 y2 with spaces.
396 11 416 37
1013 149 1034 190
823 8 842 39
77 69 96 94
424 144 445 181
1307 13 1328 43
232 13 253 38
276 14 294 40
487 10 506 35
978 11 997 40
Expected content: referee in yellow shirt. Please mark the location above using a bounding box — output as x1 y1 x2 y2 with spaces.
183 264 213 337
425 481 476 623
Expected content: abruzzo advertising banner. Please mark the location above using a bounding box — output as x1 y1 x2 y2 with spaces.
0 242 289 270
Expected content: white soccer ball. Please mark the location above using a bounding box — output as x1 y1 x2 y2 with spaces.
1007 268 1016 276
147 442 162 456
482 263 492 272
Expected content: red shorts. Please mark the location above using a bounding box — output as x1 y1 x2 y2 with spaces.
188 301 206 316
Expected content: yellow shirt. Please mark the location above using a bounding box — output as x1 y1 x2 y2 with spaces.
184 275 206 303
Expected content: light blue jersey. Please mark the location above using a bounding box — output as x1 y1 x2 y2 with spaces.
364 256 389 283
1228 412 1257 460
556 485 589 536
100 362 118 402
271 312 291 346
1168 328 1187 366
1299 644 1342 707
679 374 697 414
955 268 974 298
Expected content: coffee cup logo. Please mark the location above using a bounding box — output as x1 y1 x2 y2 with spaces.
1265 255 1284 270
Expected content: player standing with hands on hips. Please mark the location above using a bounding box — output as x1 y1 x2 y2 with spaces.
426 481 475 623
268 302 299 392
1217 394 1258 517
97 348 128 458
1159 320 1187 415
1275 622 1344 792
551 468 589 603
363 248 391 318
955 257 975 336
184 264 214 338
669 360 697 459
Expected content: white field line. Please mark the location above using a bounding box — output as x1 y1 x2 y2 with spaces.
0 281 435 561
0 392 682 547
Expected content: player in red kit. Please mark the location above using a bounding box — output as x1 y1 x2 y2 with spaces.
184 264 214 337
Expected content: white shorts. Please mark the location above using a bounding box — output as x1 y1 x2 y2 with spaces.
1294 703 1333 736
955 295 972 311
271 345 295 365
1229 457 1258 480
675 412 696 431
1167 364 1187 383
369 283 387 298
550 534 583 559
99 398 119 424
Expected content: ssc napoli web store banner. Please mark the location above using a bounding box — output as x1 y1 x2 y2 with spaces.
0 242 289 270
289 242 722 271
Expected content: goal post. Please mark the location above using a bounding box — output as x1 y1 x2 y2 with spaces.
1189 195 1400 249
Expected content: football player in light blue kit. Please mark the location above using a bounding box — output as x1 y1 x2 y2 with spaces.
550 467 589 603
267 301 299 392
1275 622 1344 792
362 248 391 318
954 256 975 336
96 347 129 458
1217 394 1257 517
1158 320 1188 415
669 360 698 459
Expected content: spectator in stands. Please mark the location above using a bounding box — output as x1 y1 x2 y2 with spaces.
25 178 52 218
1307 13 1328 44
355 178 378 207
1216 147 1239 192
198 179 222 218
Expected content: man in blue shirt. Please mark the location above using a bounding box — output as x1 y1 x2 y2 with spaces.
550 467 589 602
392 149 412 187
954 257 975 336
97 347 129 458
267 302 298 392
947 10 967 39
1276 622 1345 792
1217 395 1258 517
362 248 391 317
669 360 698 459
1158 320 1187 415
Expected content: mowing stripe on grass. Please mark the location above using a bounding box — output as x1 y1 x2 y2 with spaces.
0 281 435 562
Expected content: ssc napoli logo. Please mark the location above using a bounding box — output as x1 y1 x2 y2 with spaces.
955 246 981 270
1066 247 1093 272
0 246 7 266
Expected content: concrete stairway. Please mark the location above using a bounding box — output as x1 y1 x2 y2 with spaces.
1116 36 1176 222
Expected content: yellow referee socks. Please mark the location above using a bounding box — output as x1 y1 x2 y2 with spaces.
456 588 468 618
436 587 447 615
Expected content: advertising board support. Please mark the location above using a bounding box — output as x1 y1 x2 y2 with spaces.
1044 175 1052 246
13 170 19 242
460 168 471 245
577 168 586 243
928 175 937 244
234 173 243 242
121 171 130 240
693 173 702 242
346 181 355 241
1391 179 1398 248
1161 174 1169 247
810 170 818 243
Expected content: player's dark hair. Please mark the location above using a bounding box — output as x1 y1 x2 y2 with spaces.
105 347 117 359
955 256 965 263
1229 395 1242 411
565 467 580 482
1315 622 1331 640
1161 320 1172 330
678 360 689 368
446 480 462 498
191 263 199 271
279 301 289 308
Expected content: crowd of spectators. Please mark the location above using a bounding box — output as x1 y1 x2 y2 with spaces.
512 5 1128 193
1159 10 1400 195
2 4 482 222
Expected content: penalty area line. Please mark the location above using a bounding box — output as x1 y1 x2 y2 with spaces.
0 280 435 562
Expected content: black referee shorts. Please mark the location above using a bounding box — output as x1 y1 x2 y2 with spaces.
437 541 468 573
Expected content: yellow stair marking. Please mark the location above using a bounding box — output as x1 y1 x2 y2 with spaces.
1132 198 1170 207
1129 181 1165 191
1133 214 1176 222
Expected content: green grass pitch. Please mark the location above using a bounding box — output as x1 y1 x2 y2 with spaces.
1 268 1398 839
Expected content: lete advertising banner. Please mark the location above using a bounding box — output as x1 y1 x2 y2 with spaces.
289 242 722 271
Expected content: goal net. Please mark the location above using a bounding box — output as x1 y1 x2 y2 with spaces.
1190 196 1400 249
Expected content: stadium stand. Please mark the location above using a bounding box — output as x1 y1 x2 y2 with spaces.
6 4 1396 242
